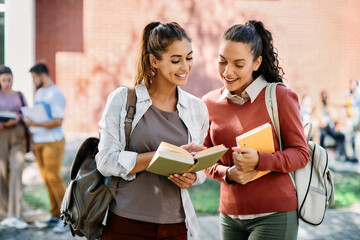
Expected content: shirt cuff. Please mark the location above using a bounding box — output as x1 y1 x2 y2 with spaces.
193 171 206 185
224 167 237 184
118 150 137 181
213 165 231 183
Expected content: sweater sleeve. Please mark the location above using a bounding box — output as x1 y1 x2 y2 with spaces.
202 95 230 183
257 87 309 173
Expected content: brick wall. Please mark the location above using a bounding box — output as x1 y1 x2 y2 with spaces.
35 0 83 82
35 0 360 135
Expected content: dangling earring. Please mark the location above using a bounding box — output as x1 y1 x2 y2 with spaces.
148 66 156 84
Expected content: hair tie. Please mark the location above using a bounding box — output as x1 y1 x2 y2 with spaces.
245 21 255 28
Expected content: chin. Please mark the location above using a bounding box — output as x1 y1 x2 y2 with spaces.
223 82 238 92
175 79 188 87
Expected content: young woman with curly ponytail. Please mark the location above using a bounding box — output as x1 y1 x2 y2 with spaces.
97 22 208 240
202 20 309 239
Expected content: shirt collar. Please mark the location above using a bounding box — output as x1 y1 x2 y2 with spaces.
135 80 188 109
216 75 268 104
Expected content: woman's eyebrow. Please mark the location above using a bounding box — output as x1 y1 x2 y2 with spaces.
170 51 193 58
219 55 246 62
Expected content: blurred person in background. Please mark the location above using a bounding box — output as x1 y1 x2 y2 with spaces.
24 63 68 233
300 94 313 124
313 90 353 162
344 79 360 162
0 65 29 229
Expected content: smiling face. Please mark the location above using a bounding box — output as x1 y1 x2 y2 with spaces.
150 38 193 87
0 73 13 92
218 40 262 95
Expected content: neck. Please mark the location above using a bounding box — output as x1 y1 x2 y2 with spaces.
42 76 54 88
1 88 13 94
148 76 177 101
147 76 178 111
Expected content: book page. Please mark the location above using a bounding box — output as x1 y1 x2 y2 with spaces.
192 147 228 172
194 145 227 158
0 111 17 118
158 142 192 158
21 104 50 123
0 111 17 122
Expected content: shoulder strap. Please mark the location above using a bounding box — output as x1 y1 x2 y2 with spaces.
18 92 26 107
265 82 300 187
124 87 137 151
265 82 285 151
110 86 137 187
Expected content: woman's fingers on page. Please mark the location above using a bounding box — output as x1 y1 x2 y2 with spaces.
180 143 206 153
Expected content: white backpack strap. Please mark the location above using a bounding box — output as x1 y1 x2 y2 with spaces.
265 82 285 150
303 122 313 143
265 82 296 186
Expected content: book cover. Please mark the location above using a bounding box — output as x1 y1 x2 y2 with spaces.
236 123 275 181
21 104 50 123
0 111 17 122
21 104 51 134
146 142 228 177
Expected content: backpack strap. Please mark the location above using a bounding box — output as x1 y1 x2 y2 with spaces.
110 86 137 187
265 82 297 186
18 91 26 107
303 122 313 143
265 82 286 151
124 87 137 151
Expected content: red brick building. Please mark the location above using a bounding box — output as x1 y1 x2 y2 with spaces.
12 0 360 135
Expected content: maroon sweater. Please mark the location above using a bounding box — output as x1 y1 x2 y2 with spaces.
202 85 309 215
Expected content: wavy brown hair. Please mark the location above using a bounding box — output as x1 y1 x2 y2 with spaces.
134 22 191 87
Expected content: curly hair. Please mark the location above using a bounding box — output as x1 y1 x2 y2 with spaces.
222 20 284 83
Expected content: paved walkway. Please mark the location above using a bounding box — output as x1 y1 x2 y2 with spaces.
1 208 360 239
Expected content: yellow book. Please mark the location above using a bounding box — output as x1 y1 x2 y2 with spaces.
236 123 275 181
146 142 228 177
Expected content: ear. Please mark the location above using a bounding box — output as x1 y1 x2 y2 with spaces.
149 54 159 68
253 56 262 71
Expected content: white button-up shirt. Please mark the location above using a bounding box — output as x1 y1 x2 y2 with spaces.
96 82 209 240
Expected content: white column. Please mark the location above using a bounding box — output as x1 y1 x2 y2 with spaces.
5 0 35 106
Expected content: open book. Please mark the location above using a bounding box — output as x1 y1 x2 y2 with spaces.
146 142 228 176
0 111 17 122
21 104 51 134
236 123 275 181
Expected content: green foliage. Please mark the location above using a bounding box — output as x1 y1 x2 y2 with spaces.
23 185 50 211
188 177 220 214
331 172 360 208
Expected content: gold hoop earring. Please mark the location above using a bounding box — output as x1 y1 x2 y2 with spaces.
148 66 156 84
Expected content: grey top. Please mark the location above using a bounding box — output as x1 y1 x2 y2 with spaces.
110 105 188 224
